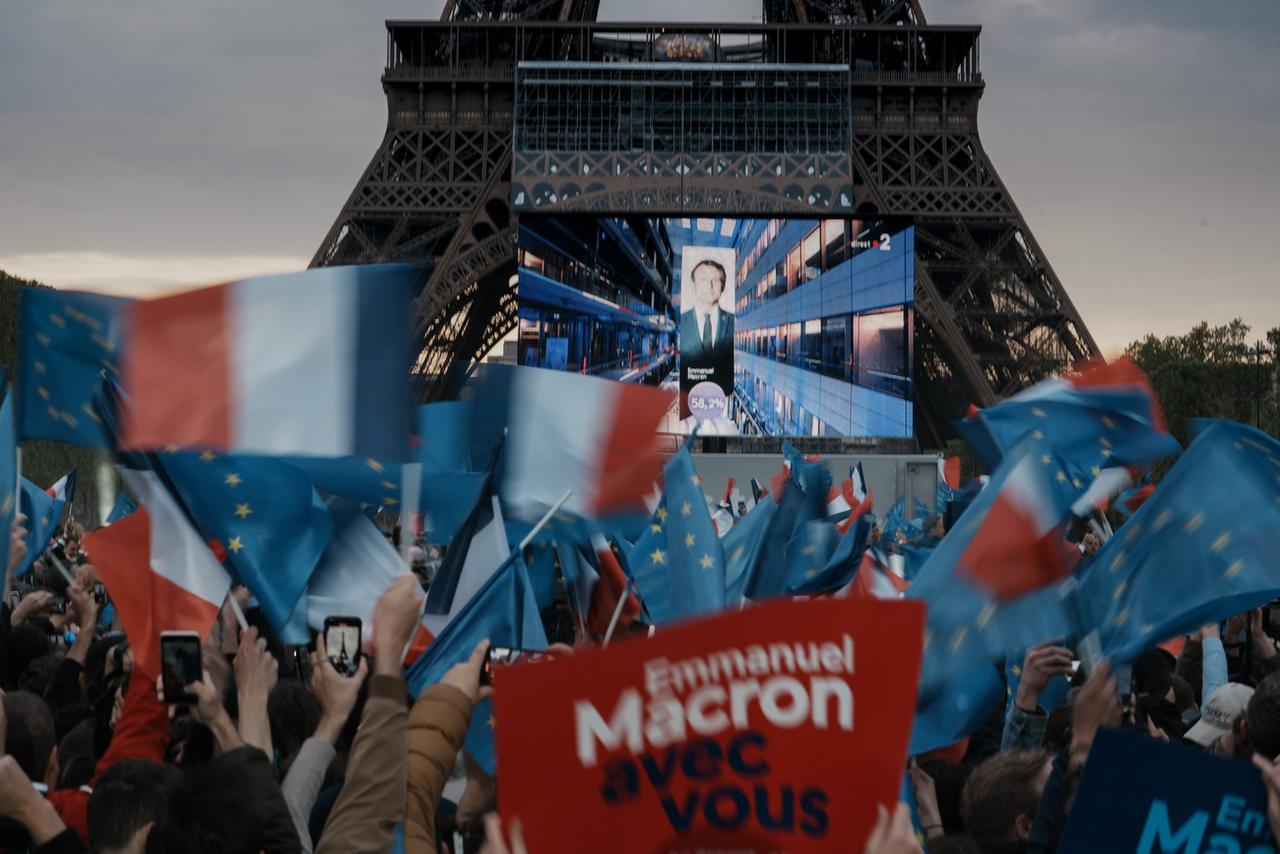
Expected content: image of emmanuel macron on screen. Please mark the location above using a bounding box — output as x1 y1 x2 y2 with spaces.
678 257 735 390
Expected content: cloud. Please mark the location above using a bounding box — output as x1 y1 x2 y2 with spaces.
0 252 308 297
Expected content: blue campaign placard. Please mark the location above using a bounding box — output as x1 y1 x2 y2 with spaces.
1061 727 1277 853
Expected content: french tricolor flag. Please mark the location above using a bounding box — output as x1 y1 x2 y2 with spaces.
121 266 415 459
475 366 674 520
82 469 231 679
958 450 1079 599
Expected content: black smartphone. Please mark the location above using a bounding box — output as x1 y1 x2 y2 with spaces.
480 646 547 686
48 594 67 615
159 631 203 704
1264 602 1280 641
323 616 362 677
93 582 107 606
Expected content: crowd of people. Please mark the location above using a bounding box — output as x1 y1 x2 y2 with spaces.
3 491 1280 854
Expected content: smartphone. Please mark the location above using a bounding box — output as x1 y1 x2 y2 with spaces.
48 594 67 615
159 631 203 704
323 616 362 677
481 646 547 686
93 582 107 605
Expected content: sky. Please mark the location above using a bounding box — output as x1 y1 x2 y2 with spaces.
0 0 1277 352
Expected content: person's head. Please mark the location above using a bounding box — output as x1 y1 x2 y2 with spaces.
737 501 747 515
1081 532 1101 557
90 759 175 854
689 259 726 312
5 622 53 688
144 749 271 854
57 717 97 789
268 680 322 763
925 514 945 540
1247 672 1280 760
20 650 64 696
959 750 1052 845
2 690 58 787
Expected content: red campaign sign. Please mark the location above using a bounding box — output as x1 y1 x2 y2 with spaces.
493 597 925 853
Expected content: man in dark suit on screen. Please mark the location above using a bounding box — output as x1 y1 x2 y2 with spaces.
678 258 735 364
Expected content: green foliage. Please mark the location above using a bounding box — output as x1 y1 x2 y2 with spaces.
0 270 114 526
1126 319 1279 447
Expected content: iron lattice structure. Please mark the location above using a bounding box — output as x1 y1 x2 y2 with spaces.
312 0 1098 448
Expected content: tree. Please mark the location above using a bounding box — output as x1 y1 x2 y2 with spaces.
1126 319 1279 446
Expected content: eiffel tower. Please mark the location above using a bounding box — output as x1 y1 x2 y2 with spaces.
311 0 1098 448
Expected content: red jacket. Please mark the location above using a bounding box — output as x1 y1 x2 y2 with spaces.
47 669 169 846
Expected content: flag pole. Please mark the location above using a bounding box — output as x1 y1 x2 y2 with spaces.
601 576 633 648
47 553 77 587
517 489 573 551
225 590 250 632
399 462 422 568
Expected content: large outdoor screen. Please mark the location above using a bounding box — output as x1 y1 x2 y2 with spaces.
516 215 915 440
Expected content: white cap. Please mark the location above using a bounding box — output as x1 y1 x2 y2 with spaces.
1186 683 1255 746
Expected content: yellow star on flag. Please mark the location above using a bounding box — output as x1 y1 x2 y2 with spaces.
684 532 695 548
680 501 692 517
650 548 666 565
164 444 179 454
366 459 384 473
656 506 668 522
227 536 245 554
700 554 715 569
200 450 216 462
224 473 242 486
380 480 398 491
234 503 253 519
650 523 662 534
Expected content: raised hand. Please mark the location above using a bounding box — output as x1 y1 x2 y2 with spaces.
312 632 369 744
1015 643 1074 713
373 574 424 676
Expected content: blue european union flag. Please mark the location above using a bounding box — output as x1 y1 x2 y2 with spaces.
154 449 333 634
955 369 1180 473
789 514 871 595
743 442 830 601
722 497 776 602
0 385 15 563
625 503 670 623
16 471 75 576
782 518 840 594
279 456 403 511
880 497 909 543
464 697 497 775
105 490 136 524
404 550 546 696
661 447 725 622
1076 420 1280 663
911 659 1004 755
17 288 128 447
